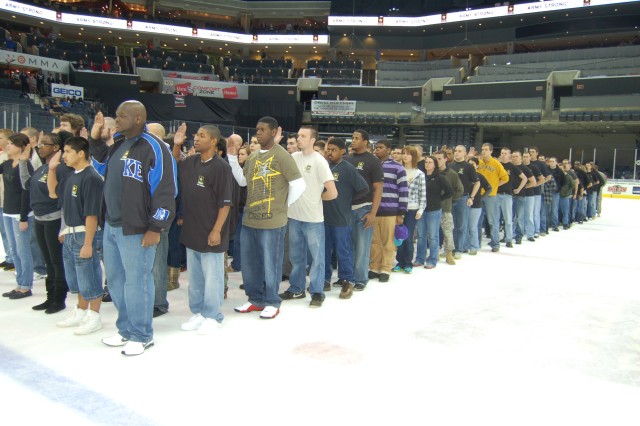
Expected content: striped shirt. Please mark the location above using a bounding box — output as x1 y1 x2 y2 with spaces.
377 159 409 217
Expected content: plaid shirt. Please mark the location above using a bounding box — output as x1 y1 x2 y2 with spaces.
542 178 557 205
406 169 427 215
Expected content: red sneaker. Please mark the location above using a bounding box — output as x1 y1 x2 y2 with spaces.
234 302 264 313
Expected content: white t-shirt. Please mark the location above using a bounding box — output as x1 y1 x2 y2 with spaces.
288 151 334 223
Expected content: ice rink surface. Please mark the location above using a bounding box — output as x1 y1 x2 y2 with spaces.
1 198 639 426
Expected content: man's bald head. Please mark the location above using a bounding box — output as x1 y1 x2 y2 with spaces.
147 123 166 139
227 133 243 149
115 100 147 138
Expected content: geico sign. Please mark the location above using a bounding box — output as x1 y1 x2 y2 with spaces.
53 87 82 96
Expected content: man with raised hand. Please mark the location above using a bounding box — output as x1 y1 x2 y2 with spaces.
279 126 336 308
227 117 304 319
92 101 177 356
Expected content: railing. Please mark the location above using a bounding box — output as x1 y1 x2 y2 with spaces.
1 103 31 131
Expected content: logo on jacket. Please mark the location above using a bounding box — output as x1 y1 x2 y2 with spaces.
153 208 170 221
123 158 143 182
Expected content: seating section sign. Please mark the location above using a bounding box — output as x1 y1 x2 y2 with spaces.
162 78 248 100
311 100 357 116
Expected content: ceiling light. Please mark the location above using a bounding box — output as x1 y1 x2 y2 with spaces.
175 38 179 41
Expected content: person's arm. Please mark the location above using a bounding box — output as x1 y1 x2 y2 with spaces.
143 139 177 246
227 155 247 187
467 180 481 207
88 111 110 163
497 163 509 187
208 206 230 247
525 176 536 188
79 216 98 258
361 181 382 229
287 177 306 206
513 171 527 195
47 151 62 198
417 173 427 218
172 123 187 162
321 179 337 201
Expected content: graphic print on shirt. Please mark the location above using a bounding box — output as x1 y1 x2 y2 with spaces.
197 175 205 187
71 184 78 197
249 155 281 220
38 172 48 183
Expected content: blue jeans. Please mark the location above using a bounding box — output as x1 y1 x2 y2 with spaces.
153 230 170 311
512 196 525 240
396 210 418 268
559 196 571 226
497 193 513 243
524 196 535 238
230 212 243 271
533 194 542 235
452 197 470 253
288 219 325 295
414 213 428 265
4 215 34 290
424 210 441 267
351 205 374 285
575 197 586 222
186 249 224 322
482 196 499 249
30 225 47 275
587 192 597 219
325 224 354 283
241 225 286 308
550 192 560 229
467 208 482 251
0 208 13 263
62 230 103 300
103 223 157 344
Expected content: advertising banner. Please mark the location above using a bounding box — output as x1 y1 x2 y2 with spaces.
51 83 84 99
311 100 357 116
0 50 70 73
162 78 248 100
602 181 640 199
162 70 215 81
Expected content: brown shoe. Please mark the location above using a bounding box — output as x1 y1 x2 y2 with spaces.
445 250 456 265
339 281 354 299
167 266 181 291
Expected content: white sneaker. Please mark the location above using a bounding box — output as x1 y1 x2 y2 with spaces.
57 306 87 328
453 252 462 260
259 306 280 319
196 318 222 335
121 340 154 356
34 272 47 280
73 310 102 335
181 313 205 331
102 333 129 347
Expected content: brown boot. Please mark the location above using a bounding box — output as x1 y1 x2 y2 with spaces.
445 250 456 265
167 266 181 291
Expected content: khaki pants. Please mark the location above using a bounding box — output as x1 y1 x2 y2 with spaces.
369 216 397 274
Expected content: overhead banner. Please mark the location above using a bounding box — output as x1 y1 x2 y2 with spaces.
162 70 216 81
311 100 357 116
51 83 84 99
0 50 70 73
162 78 248 100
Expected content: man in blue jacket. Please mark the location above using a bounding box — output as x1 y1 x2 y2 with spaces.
90 101 177 356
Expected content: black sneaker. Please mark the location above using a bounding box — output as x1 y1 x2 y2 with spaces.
527 237 536 242
9 290 32 299
506 242 513 248
515 239 522 245
323 281 331 292
379 273 390 283
102 286 112 302
3 263 15 271
332 279 345 288
491 247 499 253
0 261 8 268
153 307 168 318
2 289 18 297
279 290 306 300
368 271 380 279
354 283 366 291
552 228 559 232
309 293 325 308
45 302 66 314
32 300 52 311
239 284 245 290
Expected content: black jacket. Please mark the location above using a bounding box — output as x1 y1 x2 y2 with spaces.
90 131 177 235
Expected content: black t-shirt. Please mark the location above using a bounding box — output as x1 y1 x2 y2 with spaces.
323 159 369 227
498 162 522 195
344 152 383 206
531 159 549 177
517 164 534 197
527 163 543 195
449 160 479 195
471 174 492 208
0 160 33 221
549 166 565 193
62 167 104 227
179 155 233 253
30 163 74 216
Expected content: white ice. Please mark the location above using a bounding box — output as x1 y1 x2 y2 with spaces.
0 198 639 426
